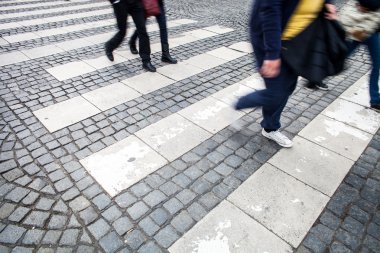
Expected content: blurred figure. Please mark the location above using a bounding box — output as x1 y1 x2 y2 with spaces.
105 0 156 72
234 0 335 148
129 0 177 64
341 0 380 110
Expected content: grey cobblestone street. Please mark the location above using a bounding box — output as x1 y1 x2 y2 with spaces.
1 0 379 252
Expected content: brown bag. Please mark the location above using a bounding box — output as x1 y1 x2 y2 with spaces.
141 0 160 17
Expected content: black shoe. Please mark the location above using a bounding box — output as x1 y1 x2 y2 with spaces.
105 44 114 62
129 43 138 55
315 82 329 91
305 81 318 91
143 61 156 72
370 103 380 112
161 44 177 64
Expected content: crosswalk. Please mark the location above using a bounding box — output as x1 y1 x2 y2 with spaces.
3 1 379 251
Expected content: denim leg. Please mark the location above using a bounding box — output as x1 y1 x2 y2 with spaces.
364 34 380 105
236 61 298 130
155 0 169 46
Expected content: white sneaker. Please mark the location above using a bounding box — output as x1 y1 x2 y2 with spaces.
261 129 293 148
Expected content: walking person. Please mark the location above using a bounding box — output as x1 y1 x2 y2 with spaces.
234 0 336 148
340 0 380 110
105 0 156 72
128 0 177 64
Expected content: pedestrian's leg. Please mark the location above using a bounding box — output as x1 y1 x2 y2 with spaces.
156 0 177 63
130 3 156 71
364 34 380 107
129 29 139 54
260 63 298 130
105 1 128 61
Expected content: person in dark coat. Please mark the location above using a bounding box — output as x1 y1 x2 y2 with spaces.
128 0 177 64
105 0 156 72
234 0 336 148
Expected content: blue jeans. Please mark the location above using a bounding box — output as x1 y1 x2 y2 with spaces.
348 33 380 105
130 0 168 47
236 44 298 130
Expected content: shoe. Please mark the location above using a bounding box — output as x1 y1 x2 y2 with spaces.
142 61 156 72
315 82 329 91
129 43 138 55
161 44 177 64
261 129 293 148
105 43 114 62
305 81 318 91
370 103 380 112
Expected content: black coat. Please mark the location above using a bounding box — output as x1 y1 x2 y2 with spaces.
282 12 348 83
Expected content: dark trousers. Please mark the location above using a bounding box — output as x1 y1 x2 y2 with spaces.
129 0 169 48
347 33 380 105
106 0 151 62
236 44 298 130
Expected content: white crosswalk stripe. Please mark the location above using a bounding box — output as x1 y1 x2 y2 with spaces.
0 1 108 20
0 19 198 67
79 70 259 197
0 8 112 30
34 42 247 132
44 24 228 81
0 0 92 12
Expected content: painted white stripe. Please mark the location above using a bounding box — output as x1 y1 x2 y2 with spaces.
171 71 379 251
0 1 108 19
46 24 224 81
0 19 197 67
36 44 245 132
0 0 91 11
0 8 112 30
3 19 114 43
79 71 257 197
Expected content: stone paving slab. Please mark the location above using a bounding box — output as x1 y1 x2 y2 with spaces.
33 96 101 132
46 61 96 81
82 82 141 111
178 96 245 133
299 114 372 161
0 51 29 67
341 74 369 107
21 45 65 59
269 136 354 197
322 98 380 134
136 113 212 161
228 164 330 247
169 200 293 253
122 72 175 95
228 41 253 53
81 135 167 197
157 62 204 81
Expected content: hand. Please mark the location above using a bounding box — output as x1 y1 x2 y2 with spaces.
325 3 337 20
352 30 368 41
260 59 281 78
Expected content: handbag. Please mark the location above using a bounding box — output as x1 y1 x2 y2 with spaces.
141 0 160 17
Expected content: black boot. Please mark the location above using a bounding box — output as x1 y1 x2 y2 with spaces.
143 61 156 72
105 43 114 62
161 44 177 64
129 42 138 55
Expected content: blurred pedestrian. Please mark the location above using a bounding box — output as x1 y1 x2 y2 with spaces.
105 0 156 72
340 0 380 110
234 0 336 148
129 0 177 64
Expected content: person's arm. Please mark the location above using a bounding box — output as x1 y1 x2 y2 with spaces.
257 0 282 78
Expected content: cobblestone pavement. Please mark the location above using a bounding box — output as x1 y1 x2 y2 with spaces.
1 0 379 252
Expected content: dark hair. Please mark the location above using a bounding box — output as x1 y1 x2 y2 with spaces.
358 0 380 11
